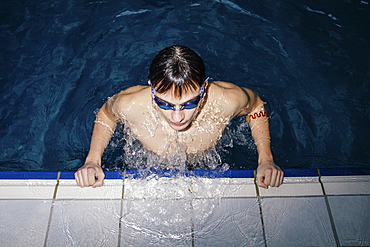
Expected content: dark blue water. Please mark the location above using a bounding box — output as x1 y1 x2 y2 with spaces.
1 0 369 171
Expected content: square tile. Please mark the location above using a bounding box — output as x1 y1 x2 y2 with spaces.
259 176 322 197
124 176 256 200
56 179 123 199
261 197 337 247
124 176 193 200
120 199 193 246
46 199 121 246
329 195 370 246
0 179 56 199
0 200 52 246
321 176 370 195
189 177 256 198
193 198 265 246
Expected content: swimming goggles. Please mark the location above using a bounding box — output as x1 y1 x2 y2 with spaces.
151 78 208 111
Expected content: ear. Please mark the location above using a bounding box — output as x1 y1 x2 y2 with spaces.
204 77 209 89
148 80 151 86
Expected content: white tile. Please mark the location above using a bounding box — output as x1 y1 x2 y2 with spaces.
124 176 193 200
262 197 337 247
0 200 52 247
259 176 322 197
124 177 256 201
120 199 193 246
329 195 370 246
46 199 121 246
193 198 265 246
56 179 123 199
190 177 256 198
321 175 370 195
0 179 56 199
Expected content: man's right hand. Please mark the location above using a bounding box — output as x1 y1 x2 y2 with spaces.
75 161 105 188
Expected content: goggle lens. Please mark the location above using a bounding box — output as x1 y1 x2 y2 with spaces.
151 77 207 111
153 96 200 111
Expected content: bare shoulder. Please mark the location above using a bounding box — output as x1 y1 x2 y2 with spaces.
210 81 261 115
114 85 148 103
116 85 148 97
212 81 240 90
210 81 249 104
109 85 151 118
211 81 248 96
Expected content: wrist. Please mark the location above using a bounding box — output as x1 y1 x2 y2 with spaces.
84 157 101 167
258 152 274 165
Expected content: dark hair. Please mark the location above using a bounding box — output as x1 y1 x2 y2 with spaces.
148 45 206 98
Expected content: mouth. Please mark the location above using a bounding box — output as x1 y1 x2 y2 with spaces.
171 121 185 127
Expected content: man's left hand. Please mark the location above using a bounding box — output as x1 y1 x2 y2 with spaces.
256 161 284 188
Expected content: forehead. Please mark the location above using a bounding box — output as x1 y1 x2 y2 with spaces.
153 76 202 98
155 86 200 104
157 84 200 100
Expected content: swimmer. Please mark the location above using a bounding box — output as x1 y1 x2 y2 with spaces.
75 45 284 189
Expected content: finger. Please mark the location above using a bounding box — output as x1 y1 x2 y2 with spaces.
74 171 79 186
270 169 278 187
263 168 272 187
275 170 282 186
279 171 285 186
274 170 282 187
77 170 86 187
81 168 90 187
93 171 105 188
75 171 84 187
257 173 268 189
87 168 97 186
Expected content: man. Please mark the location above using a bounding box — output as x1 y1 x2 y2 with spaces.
75 45 284 188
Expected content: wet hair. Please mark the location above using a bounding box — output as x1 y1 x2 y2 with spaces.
148 45 206 98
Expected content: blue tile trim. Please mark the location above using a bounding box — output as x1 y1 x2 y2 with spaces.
124 169 255 179
0 168 369 180
0 171 59 179
105 171 125 179
59 172 76 179
59 171 125 179
283 168 318 177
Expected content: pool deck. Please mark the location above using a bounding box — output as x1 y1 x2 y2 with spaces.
0 168 369 247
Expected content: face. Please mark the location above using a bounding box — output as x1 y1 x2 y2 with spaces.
152 86 204 131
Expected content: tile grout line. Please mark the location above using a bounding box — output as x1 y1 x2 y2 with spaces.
122 170 126 200
318 169 341 247
254 170 267 247
189 178 195 247
43 171 61 247
52 172 61 200
117 170 126 247
190 199 195 247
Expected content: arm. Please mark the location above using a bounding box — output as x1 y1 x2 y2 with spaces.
239 88 284 188
75 100 118 188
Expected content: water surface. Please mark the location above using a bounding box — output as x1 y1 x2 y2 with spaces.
0 0 369 171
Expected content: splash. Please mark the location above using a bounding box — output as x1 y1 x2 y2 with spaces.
103 89 258 175
103 89 258 244
102 85 259 177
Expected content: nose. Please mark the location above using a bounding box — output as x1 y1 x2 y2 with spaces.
171 109 185 123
